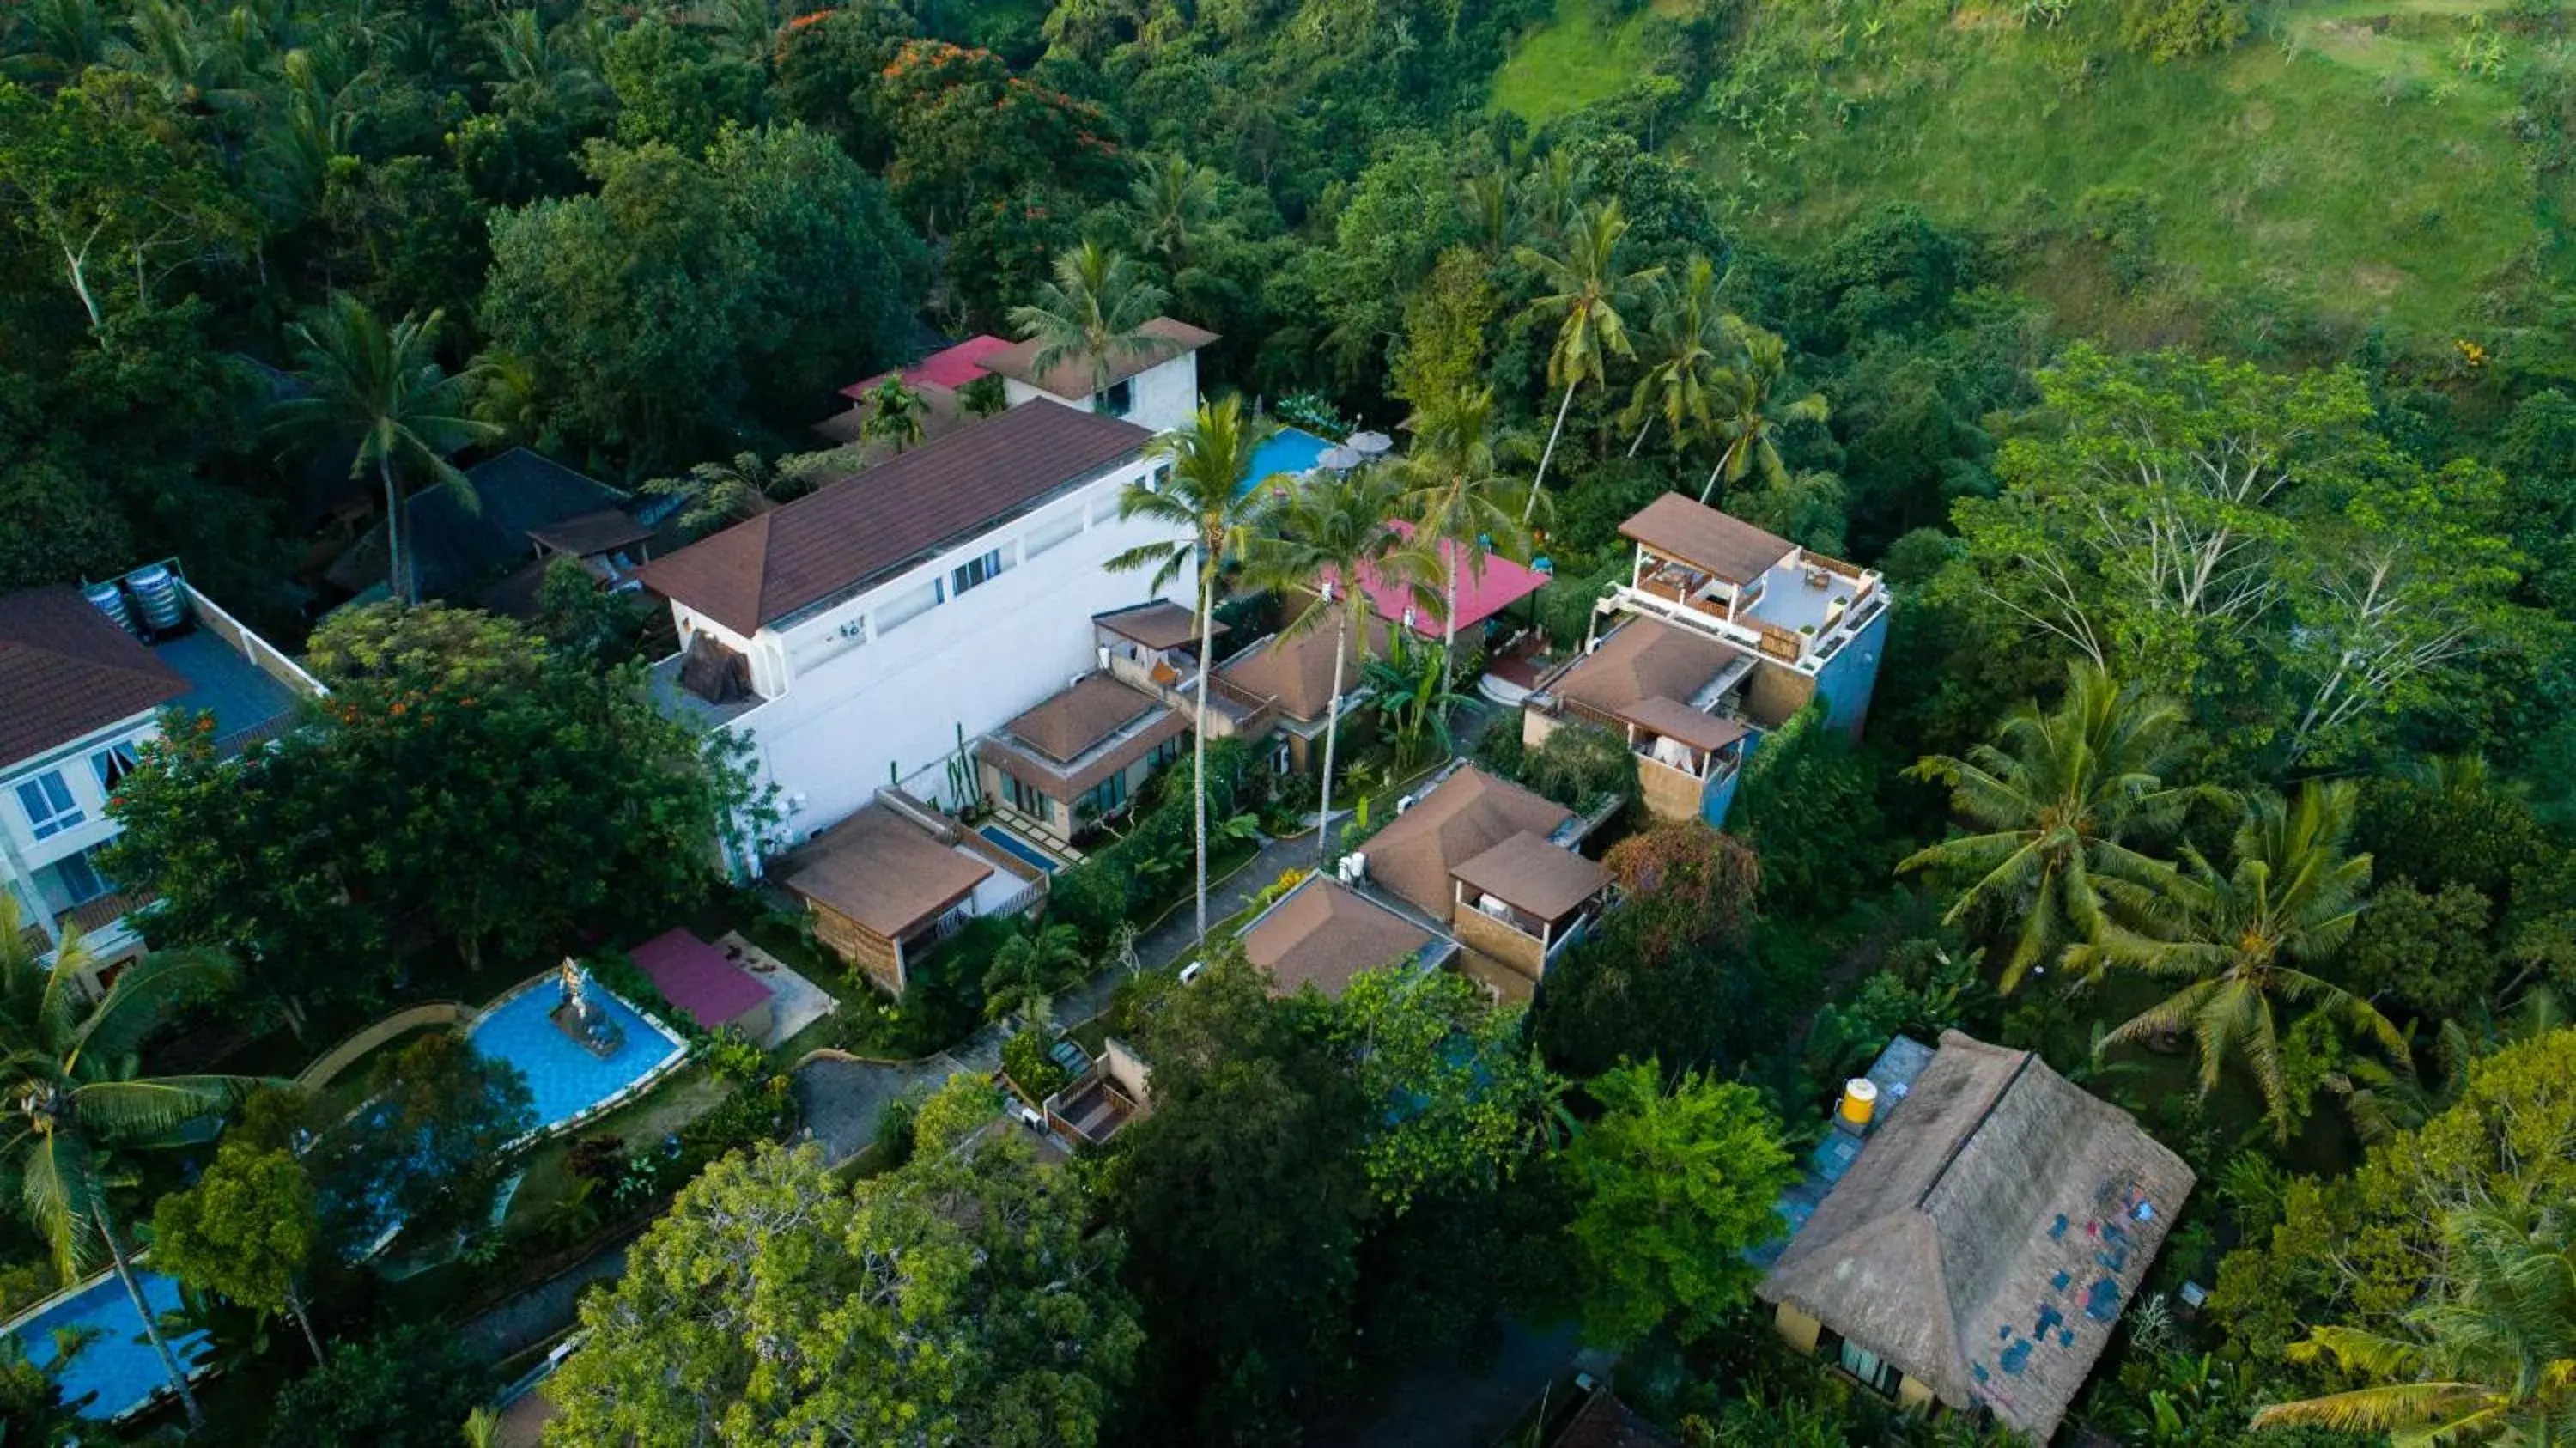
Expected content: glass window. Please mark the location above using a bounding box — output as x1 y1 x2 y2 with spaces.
15 772 85 841
1024 509 1084 559
90 740 138 792
1838 1339 1899 1396
1082 770 1127 818
1097 379 1134 417
53 849 110 906
951 547 1008 596
874 579 941 634
1002 771 1047 818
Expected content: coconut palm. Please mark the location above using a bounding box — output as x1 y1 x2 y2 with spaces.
1 902 248 1433
1127 152 1227 272
1459 166 1520 259
642 450 839 537
859 376 926 455
2 0 110 85
2251 1202 2576 1445
1242 467 1431 862
1621 254 1722 459
1007 240 1171 410
1108 395 1278 943
1698 319 1826 505
983 922 1086 1036
1520 149 1593 242
1512 199 1662 521
1394 386 1529 700
269 293 498 604
2071 781 2404 1140
1899 663 2200 993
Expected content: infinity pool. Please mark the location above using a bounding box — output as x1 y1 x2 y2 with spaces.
1243 427 1334 493
465 979 687 1135
5 1269 210 1421
978 824 1060 875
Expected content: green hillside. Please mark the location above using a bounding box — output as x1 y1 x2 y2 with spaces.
1494 0 2568 344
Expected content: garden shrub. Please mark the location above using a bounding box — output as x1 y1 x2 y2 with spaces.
2119 0 2250 59
1521 721 1637 813
1001 1029 1071 1102
1047 855 1133 947
266 1324 495 1448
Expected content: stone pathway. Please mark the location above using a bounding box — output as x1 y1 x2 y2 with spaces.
457 1239 635 1362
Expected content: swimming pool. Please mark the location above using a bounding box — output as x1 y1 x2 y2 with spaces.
465 978 688 1138
4 1268 210 1421
1243 427 1334 493
978 824 1060 875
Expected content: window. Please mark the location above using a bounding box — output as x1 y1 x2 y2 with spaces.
52 848 110 906
1838 1339 1900 1396
951 547 1008 597
1079 770 1127 819
15 772 85 841
1001 771 1048 818
1151 734 1185 770
1024 509 1084 559
1097 379 1134 417
90 741 138 792
874 579 941 635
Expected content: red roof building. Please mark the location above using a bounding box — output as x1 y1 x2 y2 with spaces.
627 928 775 1041
1333 521 1550 640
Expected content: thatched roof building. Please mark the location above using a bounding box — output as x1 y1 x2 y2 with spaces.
1758 1031 2195 1443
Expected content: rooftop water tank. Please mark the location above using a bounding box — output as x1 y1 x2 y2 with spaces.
1838 1077 1880 1129
83 581 133 634
123 564 187 633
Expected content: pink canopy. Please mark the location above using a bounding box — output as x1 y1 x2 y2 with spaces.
628 928 770 1031
1333 521 1550 639
838 336 1012 399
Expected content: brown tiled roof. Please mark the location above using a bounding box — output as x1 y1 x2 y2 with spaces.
977 709 1187 802
1450 830 1608 921
635 405 1152 636
1759 1031 2196 1443
787 806 994 939
997 674 1163 764
1619 492 1797 586
1219 613 1393 722
0 587 189 764
1239 877 1439 1000
1359 766 1574 920
1619 697 1750 753
1552 615 1745 721
983 317 1218 399
1094 599 1224 653
527 509 653 557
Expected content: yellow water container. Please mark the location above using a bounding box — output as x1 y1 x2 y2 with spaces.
1839 1077 1879 1128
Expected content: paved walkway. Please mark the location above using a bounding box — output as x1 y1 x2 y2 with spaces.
1129 829 1328 973
458 1238 635 1361
791 1025 1007 1166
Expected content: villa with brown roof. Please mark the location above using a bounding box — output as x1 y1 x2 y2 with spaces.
1 565 321 990
1525 491 1893 828
1348 766 1609 995
1236 874 1451 999
784 794 1047 994
1759 1031 2195 1443
1216 609 1394 775
975 674 1188 839
981 316 1215 434
634 400 1197 848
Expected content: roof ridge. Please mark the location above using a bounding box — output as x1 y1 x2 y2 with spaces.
1911 1046 2037 1213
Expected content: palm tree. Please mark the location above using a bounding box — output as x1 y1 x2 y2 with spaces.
1127 153 1227 272
1006 240 1171 409
1108 396 1277 943
269 294 497 604
1621 254 1722 459
1899 663 2200 992
2071 781 2404 1140
2251 1202 2576 1444
1 903 247 1433
1363 636 1476 771
1698 319 1826 505
1394 386 1528 699
1520 149 1592 242
462 1405 502 1448
859 376 926 455
1459 166 1519 259
1242 467 1429 862
983 922 1087 1036
2 0 110 86
642 450 838 538
1512 199 1662 521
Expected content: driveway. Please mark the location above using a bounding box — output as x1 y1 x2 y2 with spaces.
791 1024 1006 1165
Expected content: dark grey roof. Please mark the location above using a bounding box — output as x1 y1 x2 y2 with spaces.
401 449 633 600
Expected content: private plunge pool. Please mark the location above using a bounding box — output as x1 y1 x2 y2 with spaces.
1243 426 1334 494
3 1268 210 1422
465 973 690 1142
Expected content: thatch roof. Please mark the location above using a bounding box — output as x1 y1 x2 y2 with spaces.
1758 1031 2195 1443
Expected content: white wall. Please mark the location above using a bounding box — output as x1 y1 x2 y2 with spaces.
715 460 1194 840
0 715 155 873
996 350 1200 436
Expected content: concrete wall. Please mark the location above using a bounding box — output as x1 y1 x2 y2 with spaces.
1451 905 1546 983
1774 1303 1823 1354
296 1002 470 1089
1810 605 1892 738
1744 657 1816 730
1637 753 1704 824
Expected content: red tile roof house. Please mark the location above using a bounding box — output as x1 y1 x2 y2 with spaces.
0 566 323 993
635 401 1206 853
625 928 775 1042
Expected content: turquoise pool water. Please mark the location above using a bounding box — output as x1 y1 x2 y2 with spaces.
7 1269 210 1421
1244 427 1334 492
465 982 685 1133
977 824 1060 875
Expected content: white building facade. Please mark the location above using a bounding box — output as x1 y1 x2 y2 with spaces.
983 317 1212 437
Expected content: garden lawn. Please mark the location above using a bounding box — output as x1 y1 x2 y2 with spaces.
1490 0 1692 125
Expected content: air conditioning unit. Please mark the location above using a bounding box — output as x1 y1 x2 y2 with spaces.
1394 794 1416 815
1017 1105 1044 1131
1177 961 1205 986
1070 673 1087 691
1097 645 1112 671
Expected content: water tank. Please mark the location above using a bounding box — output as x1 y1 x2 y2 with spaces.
1839 1077 1880 1129
83 581 133 633
1338 852 1367 885
123 564 187 632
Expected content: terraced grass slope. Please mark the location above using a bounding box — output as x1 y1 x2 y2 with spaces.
1495 0 2568 343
